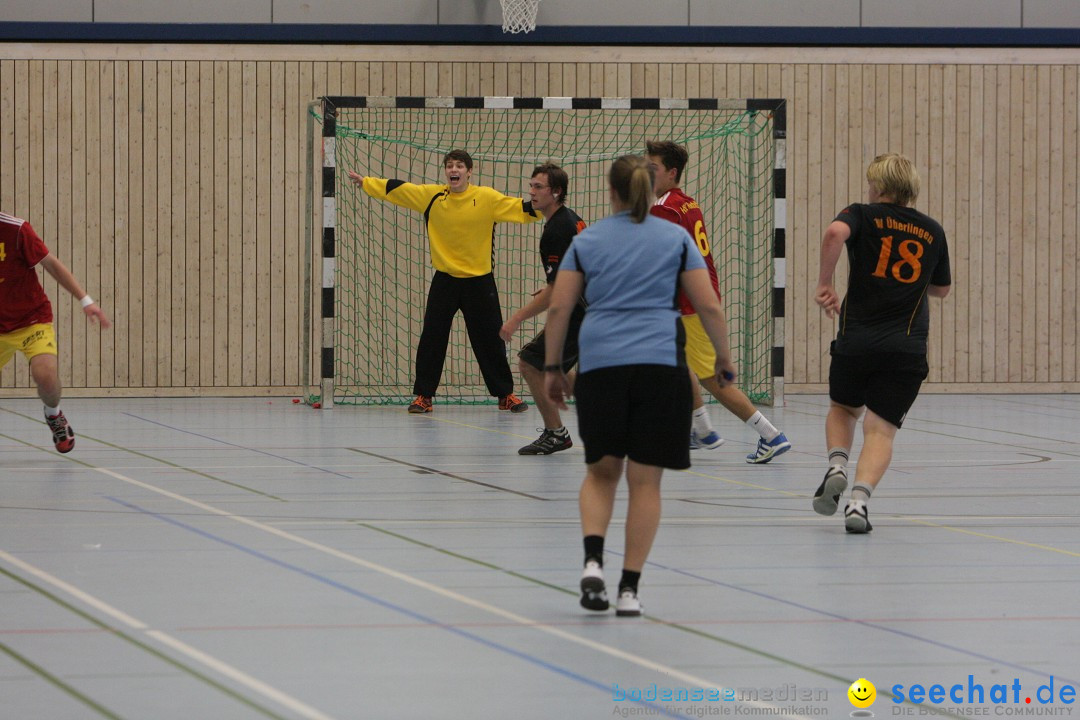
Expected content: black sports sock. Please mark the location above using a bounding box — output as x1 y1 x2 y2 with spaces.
583 535 604 566
619 570 641 593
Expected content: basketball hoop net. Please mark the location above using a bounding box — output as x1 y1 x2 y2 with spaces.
500 0 540 33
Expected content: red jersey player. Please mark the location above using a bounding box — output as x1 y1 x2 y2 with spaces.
1 212 110 452
646 141 791 463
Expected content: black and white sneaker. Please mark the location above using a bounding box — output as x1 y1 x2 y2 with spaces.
844 499 873 533
518 429 573 455
580 561 609 611
812 465 848 516
615 589 643 617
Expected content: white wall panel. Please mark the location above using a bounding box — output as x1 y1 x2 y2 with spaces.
0 0 92 22
862 0 1021 27
691 0 860 27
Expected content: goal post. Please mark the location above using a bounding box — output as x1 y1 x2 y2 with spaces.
316 95 786 409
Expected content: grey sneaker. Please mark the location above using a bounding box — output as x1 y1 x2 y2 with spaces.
615 589 643 617
812 465 848 516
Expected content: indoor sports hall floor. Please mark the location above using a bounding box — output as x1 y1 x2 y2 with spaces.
2 393 1078 720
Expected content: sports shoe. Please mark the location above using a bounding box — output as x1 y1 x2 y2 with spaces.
580 561 609 611
45 411 75 453
844 499 873 533
690 429 725 450
518 428 573 455
745 432 791 464
615 588 643 617
498 394 528 413
812 465 848 516
407 395 433 413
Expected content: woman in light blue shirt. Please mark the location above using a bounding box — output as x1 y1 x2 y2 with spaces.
543 155 736 618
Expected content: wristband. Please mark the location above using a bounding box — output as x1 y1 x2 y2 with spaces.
80 295 95 308
542 364 563 372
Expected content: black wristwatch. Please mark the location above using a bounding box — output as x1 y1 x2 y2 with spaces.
543 364 562 372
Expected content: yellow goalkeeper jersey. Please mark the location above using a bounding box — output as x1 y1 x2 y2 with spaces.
362 178 540 278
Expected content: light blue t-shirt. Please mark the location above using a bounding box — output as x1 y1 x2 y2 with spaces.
561 211 706 373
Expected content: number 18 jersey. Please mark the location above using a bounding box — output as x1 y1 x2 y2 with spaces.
833 202 951 356
651 188 720 316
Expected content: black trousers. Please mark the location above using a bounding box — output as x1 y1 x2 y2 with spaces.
414 271 514 398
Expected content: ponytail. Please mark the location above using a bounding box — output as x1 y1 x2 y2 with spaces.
608 155 656 223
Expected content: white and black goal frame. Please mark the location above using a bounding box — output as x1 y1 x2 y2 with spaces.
316 95 786 409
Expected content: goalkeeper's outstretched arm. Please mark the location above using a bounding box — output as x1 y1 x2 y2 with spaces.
346 170 445 213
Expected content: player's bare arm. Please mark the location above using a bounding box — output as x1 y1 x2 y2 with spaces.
38 254 111 328
816 220 851 318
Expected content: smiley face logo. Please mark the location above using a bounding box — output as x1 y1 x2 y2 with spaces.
848 678 877 708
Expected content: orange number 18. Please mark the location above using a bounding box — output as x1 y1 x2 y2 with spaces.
872 235 923 284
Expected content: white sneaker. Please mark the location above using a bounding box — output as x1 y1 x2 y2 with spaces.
844 499 873 534
615 589 643 617
812 465 848 516
579 561 609 611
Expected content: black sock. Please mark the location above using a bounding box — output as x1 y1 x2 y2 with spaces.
619 570 641 593
583 535 604 566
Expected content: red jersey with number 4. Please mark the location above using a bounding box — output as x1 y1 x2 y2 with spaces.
0 213 52 334
650 188 721 316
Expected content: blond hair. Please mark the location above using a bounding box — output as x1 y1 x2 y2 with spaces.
866 153 920 206
608 155 655 223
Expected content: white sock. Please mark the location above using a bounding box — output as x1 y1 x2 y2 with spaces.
691 406 714 435
746 411 780 441
828 447 850 468
851 483 873 501
44 405 61 418
549 426 569 437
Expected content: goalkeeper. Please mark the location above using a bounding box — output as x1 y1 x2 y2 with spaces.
347 150 540 413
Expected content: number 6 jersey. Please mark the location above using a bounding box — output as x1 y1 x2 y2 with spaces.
650 188 721 316
833 202 951 355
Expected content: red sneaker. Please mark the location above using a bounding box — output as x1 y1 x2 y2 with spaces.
45 411 75 453
498 394 528 413
408 395 433 413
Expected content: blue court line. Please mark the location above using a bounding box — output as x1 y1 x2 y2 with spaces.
122 413 356 481
634 553 1079 687
103 496 688 719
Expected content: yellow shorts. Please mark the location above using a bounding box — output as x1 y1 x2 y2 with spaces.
681 313 716 380
0 323 58 370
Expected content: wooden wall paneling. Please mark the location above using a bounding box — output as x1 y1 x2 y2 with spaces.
929 64 948 382
48 60 74 388
426 62 440 96
951 64 971 383
806 63 823 382
124 62 143 387
143 61 161 387
820 63 837 379
198 60 215 387
340 60 355 96
791 63 810 384
657 62 672 97
241 60 257 386
228 60 245 387
686 63 699 98
591 62 605 97
617 63 630 97
1046 65 1064 382
283 61 301 387
326 60 341 97
170 60 187 388
213 60 229 387
493 61 508 95
182 60 199 388
1035 65 1052 382
395 61 410 95
643 62 658 97
464 62 478 96
270 61 286 386
256 61 272 385
1 62 12 211
1064 66 1078 382
112 61 130 387
965 65 984 382
535 63 549 96
988 65 1006 384
1007 66 1025 383
603 63 618 97
96 60 115 388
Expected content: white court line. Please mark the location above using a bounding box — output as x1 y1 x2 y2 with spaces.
0 549 339 720
88 466 803 716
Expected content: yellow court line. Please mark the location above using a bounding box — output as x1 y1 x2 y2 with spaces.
905 519 1080 559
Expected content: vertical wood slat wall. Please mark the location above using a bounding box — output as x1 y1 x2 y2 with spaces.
1 47 1077 395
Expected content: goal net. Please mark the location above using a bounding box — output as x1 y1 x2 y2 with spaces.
319 97 780 407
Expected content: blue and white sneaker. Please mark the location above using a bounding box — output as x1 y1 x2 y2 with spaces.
745 432 791 464
690 429 725 450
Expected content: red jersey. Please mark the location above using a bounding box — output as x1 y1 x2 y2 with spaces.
650 188 721 315
0 213 52 334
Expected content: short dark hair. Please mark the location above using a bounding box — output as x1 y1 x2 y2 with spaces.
645 140 689 183
442 149 473 170
532 163 569 204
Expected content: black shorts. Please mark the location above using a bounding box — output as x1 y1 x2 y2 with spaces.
519 304 585 373
574 364 693 469
829 348 929 428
